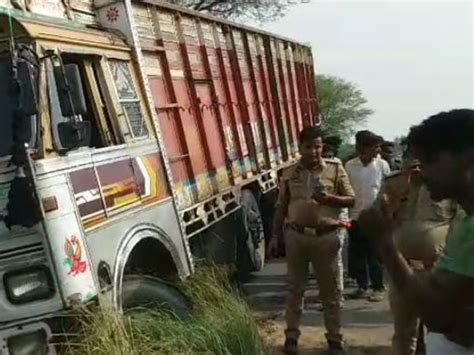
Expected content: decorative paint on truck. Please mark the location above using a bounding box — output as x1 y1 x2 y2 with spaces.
70 153 170 230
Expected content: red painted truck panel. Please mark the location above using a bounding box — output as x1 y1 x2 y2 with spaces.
133 2 318 209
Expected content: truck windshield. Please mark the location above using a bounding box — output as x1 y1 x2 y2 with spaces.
0 56 15 157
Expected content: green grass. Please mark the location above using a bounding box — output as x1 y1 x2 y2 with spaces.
72 267 266 355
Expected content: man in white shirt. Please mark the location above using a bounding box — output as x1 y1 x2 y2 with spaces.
322 135 347 300
345 130 390 301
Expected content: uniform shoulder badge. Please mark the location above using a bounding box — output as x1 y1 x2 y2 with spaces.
323 157 341 165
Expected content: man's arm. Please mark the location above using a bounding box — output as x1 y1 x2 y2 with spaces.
380 240 474 333
272 176 290 238
320 193 355 208
382 158 391 176
363 196 474 335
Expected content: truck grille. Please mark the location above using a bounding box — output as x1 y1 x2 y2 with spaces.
0 234 63 325
0 241 47 272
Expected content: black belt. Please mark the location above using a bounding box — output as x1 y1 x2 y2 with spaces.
290 223 318 236
290 223 343 236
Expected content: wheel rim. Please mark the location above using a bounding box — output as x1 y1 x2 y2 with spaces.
245 201 265 271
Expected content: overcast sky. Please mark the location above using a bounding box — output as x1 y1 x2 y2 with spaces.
261 0 474 140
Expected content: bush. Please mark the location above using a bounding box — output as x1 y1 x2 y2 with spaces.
71 267 266 355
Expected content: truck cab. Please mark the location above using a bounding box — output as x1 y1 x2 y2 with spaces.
0 0 318 352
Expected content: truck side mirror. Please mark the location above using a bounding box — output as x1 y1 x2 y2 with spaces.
57 121 91 150
17 61 38 116
54 64 87 117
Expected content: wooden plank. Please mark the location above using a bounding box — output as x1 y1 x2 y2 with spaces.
195 18 234 185
275 40 296 157
307 50 319 125
242 32 270 169
255 35 279 161
293 45 310 128
212 22 245 178
284 42 302 134
175 13 218 188
149 7 197 186
83 60 115 146
263 37 288 161
156 103 180 110
225 26 261 172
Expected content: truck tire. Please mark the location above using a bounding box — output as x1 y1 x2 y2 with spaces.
238 190 265 273
121 275 191 319
259 189 278 247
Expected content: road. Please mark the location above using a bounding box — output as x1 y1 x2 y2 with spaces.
242 259 393 354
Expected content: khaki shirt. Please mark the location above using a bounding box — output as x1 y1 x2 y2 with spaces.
377 171 459 261
272 158 355 237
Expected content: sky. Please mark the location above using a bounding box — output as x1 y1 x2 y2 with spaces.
260 0 474 140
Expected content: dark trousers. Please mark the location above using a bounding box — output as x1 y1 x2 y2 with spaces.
348 220 384 290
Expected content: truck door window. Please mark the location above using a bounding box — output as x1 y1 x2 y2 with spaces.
48 53 117 150
108 59 149 139
61 53 116 148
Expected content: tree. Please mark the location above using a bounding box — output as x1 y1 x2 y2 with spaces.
317 75 373 141
166 0 290 22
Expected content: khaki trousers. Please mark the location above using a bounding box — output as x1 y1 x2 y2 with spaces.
389 270 426 355
285 228 343 344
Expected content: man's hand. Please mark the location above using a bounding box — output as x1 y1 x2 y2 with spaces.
358 194 397 248
312 191 329 204
267 236 280 258
312 190 355 208
338 220 352 229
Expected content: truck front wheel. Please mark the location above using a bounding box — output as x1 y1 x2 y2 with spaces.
121 275 191 319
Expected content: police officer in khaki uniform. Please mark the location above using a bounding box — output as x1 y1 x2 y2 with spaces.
359 151 459 355
268 126 355 355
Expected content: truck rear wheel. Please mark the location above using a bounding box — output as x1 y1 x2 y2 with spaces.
121 275 191 319
238 190 265 273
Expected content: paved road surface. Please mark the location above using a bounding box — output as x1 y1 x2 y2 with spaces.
242 259 393 354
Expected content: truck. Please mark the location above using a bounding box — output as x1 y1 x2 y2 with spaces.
0 0 318 352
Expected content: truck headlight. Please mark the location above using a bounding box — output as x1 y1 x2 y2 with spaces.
7 329 48 355
4 266 55 304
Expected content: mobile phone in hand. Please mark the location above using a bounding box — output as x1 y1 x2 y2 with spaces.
311 176 326 201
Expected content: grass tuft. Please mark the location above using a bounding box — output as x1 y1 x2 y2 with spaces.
70 267 266 355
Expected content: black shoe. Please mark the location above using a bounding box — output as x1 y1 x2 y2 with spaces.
328 341 345 355
283 338 298 354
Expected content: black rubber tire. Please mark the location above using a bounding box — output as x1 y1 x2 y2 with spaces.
121 275 191 319
260 189 278 247
238 190 265 273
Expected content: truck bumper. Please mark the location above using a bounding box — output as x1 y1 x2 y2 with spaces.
0 321 55 355
0 302 96 355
